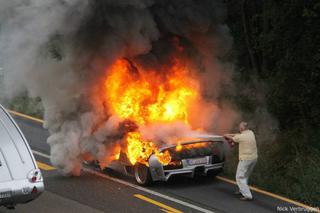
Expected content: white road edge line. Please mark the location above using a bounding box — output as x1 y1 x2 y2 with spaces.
32 150 50 159
31 150 215 213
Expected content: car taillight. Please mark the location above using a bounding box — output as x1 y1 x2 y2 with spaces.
31 176 37 183
163 160 183 170
27 169 42 183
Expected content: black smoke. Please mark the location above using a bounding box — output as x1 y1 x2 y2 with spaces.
0 0 236 175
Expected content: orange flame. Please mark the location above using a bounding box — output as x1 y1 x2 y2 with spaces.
175 143 182 152
105 58 199 165
126 131 171 166
175 142 209 152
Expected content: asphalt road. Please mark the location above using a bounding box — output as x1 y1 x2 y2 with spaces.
0 115 307 213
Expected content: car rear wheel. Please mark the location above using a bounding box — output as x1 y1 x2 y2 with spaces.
134 163 153 186
207 168 223 178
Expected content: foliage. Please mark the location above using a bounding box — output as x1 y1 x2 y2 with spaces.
224 0 320 206
8 94 44 119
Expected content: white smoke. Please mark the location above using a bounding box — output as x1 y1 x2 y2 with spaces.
0 0 237 175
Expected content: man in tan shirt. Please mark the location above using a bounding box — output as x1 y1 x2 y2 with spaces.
224 121 258 201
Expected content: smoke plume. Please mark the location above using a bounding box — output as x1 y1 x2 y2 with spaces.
0 0 237 175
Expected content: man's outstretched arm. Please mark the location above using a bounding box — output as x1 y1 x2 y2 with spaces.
224 134 235 141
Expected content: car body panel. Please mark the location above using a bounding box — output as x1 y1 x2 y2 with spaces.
0 105 44 207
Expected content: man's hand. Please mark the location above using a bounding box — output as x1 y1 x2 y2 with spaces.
223 134 235 141
224 134 236 147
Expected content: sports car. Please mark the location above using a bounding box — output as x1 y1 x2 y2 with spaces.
111 135 226 185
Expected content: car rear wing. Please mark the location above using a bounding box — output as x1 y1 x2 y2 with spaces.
158 138 225 152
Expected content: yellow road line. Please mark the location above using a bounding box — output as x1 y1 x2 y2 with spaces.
160 208 173 213
216 176 319 212
7 109 44 124
134 194 183 213
36 161 55 171
7 109 319 212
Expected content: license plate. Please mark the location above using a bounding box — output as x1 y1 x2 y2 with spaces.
0 191 12 199
187 157 208 165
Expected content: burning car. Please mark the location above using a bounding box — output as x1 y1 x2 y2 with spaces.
106 134 226 186
78 58 228 185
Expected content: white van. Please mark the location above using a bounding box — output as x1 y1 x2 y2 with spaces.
0 105 44 209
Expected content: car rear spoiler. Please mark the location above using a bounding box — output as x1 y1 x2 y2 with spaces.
158 137 225 152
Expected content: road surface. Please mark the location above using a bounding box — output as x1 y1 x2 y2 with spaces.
0 114 313 213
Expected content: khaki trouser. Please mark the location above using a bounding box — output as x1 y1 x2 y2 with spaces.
236 159 257 199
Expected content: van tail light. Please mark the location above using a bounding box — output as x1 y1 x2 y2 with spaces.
27 169 42 183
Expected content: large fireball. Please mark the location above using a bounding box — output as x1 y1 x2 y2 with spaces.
104 58 200 166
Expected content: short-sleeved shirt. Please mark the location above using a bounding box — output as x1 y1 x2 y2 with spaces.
232 130 258 160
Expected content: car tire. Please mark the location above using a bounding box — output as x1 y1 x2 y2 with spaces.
207 168 223 178
134 163 153 186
